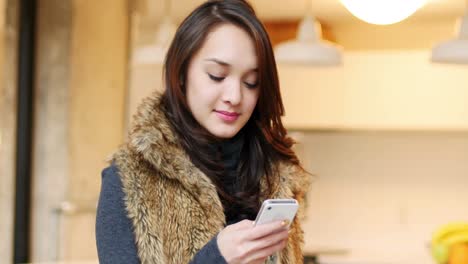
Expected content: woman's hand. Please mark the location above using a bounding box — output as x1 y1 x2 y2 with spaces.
217 219 289 264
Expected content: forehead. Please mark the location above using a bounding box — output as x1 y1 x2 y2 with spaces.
194 23 258 70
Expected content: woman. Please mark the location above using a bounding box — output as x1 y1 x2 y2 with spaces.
96 0 310 263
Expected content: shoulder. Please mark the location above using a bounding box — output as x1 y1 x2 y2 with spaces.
100 164 123 196
97 164 126 217
96 164 134 240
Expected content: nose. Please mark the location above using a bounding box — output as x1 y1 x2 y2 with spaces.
222 79 242 106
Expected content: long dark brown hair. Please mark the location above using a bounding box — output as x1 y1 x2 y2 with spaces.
161 0 299 219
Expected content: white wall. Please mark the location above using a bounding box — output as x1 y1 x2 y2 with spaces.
278 51 468 131
297 131 468 264
64 0 128 260
126 63 164 128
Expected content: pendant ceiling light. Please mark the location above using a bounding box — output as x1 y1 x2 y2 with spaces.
431 0 468 64
274 1 343 66
132 0 176 65
339 0 427 25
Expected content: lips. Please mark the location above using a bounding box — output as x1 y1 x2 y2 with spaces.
216 110 239 117
214 110 240 122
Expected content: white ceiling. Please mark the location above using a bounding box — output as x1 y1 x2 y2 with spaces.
135 0 467 50
141 0 467 25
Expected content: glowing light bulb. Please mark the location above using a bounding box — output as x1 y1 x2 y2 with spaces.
340 0 427 25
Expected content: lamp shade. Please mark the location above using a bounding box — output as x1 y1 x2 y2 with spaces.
274 16 343 66
431 13 468 64
340 0 427 25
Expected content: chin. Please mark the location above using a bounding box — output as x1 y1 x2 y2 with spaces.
210 128 240 139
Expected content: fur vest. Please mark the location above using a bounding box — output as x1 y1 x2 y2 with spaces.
112 92 310 263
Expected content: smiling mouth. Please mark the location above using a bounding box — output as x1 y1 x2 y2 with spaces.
215 110 240 117
214 110 240 122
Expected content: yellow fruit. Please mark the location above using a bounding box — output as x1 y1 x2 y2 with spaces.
431 222 468 264
449 243 468 264
433 223 468 245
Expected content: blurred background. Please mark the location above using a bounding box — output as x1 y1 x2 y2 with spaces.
1 0 468 263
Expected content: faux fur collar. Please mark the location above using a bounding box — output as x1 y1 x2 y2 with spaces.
127 91 227 226
126 91 309 197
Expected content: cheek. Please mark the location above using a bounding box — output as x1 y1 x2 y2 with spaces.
187 85 220 118
187 76 208 103
244 90 260 112
187 73 218 101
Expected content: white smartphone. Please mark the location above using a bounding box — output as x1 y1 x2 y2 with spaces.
254 199 298 228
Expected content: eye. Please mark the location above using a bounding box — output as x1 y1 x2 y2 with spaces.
244 82 258 89
208 73 225 82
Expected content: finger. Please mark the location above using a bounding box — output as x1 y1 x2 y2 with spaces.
247 238 288 263
247 220 287 240
232 219 254 230
240 229 288 260
251 229 288 250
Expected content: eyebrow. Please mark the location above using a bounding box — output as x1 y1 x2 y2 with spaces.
204 58 230 67
204 58 258 72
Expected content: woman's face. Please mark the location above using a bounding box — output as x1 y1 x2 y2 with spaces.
185 23 260 139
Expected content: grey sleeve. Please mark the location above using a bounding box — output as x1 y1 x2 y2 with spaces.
96 165 227 264
95 165 140 264
189 235 228 264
